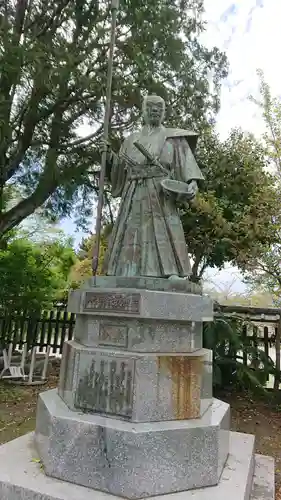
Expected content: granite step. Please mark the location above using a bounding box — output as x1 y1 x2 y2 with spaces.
0 431 274 499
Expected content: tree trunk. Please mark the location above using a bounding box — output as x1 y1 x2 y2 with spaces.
0 180 58 237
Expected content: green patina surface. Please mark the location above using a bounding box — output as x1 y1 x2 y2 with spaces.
103 95 204 280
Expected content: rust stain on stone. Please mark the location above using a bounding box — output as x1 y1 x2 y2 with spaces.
158 356 202 419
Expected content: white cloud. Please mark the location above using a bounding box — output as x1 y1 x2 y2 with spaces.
202 0 281 139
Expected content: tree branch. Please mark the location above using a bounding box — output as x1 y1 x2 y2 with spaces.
255 260 281 286
62 129 102 149
31 0 71 39
14 0 28 38
6 77 49 181
0 98 65 235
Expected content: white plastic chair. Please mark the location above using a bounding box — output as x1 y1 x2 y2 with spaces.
0 343 28 380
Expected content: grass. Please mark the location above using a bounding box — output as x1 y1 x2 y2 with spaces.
0 362 59 444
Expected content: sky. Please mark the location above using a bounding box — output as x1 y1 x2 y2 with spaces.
202 0 281 140
61 0 280 294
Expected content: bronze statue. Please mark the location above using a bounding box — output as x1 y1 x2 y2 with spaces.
103 95 204 280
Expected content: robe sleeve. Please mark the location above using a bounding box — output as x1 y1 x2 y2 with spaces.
170 137 204 183
109 143 127 198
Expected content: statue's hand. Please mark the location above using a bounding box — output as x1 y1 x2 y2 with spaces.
99 139 113 158
99 139 115 180
176 180 198 205
186 180 198 199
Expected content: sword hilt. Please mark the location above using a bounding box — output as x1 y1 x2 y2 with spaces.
133 141 169 176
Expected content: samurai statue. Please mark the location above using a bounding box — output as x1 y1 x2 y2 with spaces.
103 94 204 280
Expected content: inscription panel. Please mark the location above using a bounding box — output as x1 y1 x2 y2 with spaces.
75 353 134 418
99 323 128 347
83 291 140 315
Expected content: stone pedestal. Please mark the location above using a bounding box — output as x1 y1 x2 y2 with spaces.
0 431 275 500
0 277 274 499
35 276 229 498
35 390 229 498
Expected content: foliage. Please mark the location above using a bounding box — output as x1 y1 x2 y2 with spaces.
182 128 280 281
244 246 281 306
70 225 112 286
203 315 276 393
0 186 21 247
0 0 228 238
243 70 281 301
0 235 76 313
250 69 281 178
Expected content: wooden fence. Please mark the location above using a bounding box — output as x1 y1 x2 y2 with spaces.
215 304 281 390
0 308 75 355
0 303 281 388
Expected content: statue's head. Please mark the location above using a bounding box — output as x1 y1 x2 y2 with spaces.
142 95 165 126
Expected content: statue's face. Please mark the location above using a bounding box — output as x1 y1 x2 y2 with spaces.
143 98 165 126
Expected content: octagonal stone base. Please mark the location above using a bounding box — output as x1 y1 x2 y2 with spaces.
0 431 275 500
35 389 230 499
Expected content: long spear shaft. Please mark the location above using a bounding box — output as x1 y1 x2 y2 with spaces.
92 0 119 278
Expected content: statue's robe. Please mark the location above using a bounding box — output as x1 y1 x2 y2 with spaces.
103 125 204 278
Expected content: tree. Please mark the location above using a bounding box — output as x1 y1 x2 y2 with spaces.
182 129 280 282
0 235 76 312
206 288 275 307
204 273 244 303
0 0 228 238
243 248 281 306
250 69 281 178
70 224 112 286
243 70 281 304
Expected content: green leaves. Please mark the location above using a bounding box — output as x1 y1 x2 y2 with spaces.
69 226 110 286
243 71 281 301
204 315 275 393
182 129 279 281
0 235 76 313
